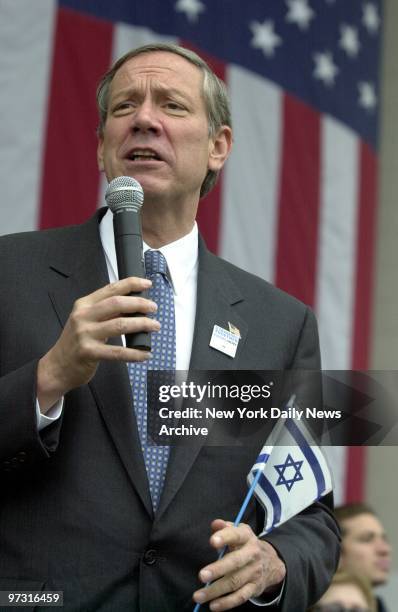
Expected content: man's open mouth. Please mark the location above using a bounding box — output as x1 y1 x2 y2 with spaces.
127 148 162 161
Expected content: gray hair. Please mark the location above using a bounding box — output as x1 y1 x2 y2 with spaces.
96 43 232 198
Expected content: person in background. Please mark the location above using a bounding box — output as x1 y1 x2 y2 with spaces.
335 503 391 612
309 570 377 612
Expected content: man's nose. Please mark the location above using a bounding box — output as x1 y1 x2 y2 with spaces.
131 100 161 134
376 537 392 555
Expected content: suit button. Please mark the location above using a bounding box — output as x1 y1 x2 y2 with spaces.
143 549 157 565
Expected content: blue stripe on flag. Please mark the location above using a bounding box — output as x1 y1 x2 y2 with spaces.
256 452 270 465
258 472 281 528
285 419 326 497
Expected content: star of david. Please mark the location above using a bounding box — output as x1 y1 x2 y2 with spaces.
274 453 304 491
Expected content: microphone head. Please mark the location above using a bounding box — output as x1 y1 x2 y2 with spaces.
105 176 144 213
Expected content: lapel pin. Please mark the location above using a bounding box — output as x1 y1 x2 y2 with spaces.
209 324 240 358
228 321 241 338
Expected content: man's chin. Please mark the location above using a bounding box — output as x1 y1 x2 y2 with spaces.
125 175 167 198
372 572 390 587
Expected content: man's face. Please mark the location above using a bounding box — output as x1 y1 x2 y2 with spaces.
97 51 230 207
339 513 391 586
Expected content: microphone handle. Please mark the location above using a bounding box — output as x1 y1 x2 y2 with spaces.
113 210 151 351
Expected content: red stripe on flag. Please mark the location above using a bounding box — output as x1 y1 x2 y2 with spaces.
345 446 367 502
197 162 224 255
352 144 378 369
346 144 378 503
275 95 321 308
39 8 113 229
180 40 226 255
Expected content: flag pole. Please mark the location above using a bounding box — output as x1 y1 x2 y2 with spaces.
193 450 272 612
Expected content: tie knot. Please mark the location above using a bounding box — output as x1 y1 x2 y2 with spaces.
145 250 168 277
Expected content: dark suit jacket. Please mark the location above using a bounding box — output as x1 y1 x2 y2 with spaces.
0 209 339 611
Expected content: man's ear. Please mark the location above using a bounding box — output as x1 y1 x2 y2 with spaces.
97 135 104 172
208 125 233 172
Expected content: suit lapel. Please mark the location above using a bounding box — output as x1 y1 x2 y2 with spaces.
156 239 249 519
48 210 153 516
189 243 248 370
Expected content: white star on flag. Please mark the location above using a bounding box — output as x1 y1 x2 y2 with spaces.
174 0 205 23
250 20 282 58
362 2 380 35
339 24 360 58
358 81 377 111
285 0 315 31
313 51 339 87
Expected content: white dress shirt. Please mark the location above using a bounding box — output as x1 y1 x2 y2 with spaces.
100 208 198 370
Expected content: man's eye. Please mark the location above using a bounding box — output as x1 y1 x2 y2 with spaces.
165 102 185 111
114 102 134 112
359 535 374 543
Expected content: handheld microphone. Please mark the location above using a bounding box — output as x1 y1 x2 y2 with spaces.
105 176 151 351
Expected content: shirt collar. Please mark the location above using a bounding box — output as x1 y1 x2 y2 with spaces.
100 207 198 295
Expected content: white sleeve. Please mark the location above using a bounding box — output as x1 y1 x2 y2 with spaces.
36 398 64 431
250 580 285 606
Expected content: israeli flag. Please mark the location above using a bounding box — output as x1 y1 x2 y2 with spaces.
247 402 333 534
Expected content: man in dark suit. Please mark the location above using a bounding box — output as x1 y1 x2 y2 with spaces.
0 44 339 611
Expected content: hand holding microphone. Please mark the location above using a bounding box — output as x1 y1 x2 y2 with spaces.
105 176 152 351
37 176 156 411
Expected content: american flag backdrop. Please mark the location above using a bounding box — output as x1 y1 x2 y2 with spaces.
0 0 383 504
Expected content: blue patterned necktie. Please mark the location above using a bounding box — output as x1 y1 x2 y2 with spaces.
127 250 176 512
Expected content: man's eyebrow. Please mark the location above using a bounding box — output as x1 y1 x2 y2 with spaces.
355 530 380 537
110 84 195 102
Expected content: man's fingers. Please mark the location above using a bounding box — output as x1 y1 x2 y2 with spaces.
77 276 152 307
200 537 259 584
93 316 160 341
193 522 279 610
80 341 153 363
202 582 257 611
195 561 260 609
210 523 253 551
211 519 233 534
37 277 159 406
64 317 160 362
89 294 158 322
194 533 286 611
